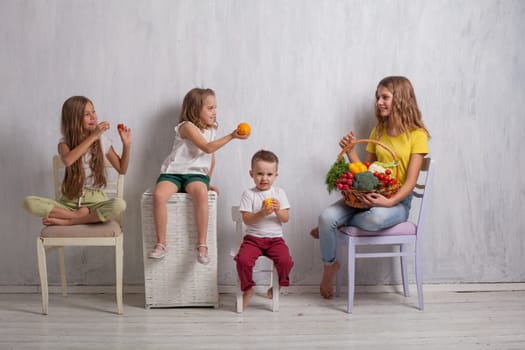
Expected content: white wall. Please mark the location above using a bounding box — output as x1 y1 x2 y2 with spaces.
1 0 524 287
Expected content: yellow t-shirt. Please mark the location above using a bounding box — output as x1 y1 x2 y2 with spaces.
366 128 428 184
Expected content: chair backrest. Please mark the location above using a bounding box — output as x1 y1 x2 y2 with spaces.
52 155 125 222
412 158 434 241
231 206 243 238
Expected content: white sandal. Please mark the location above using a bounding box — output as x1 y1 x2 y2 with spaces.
148 243 167 259
196 244 209 265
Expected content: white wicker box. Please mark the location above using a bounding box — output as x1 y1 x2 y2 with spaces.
141 189 219 308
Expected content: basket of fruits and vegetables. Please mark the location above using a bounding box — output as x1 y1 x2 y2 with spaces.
325 139 400 209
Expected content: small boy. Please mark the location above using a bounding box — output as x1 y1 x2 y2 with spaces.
235 150 294 310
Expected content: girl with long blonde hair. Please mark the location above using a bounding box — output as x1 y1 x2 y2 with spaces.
311 76 430 299
23 96 131 225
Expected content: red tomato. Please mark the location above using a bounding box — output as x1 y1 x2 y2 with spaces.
385 169 392 175
364 161 370 168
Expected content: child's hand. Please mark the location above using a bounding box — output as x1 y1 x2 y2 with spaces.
260 199 274 216
270 198 281 212
94 121 110 137
209 185 220 195
117 123 132 146
231 128 250 140
263 198 280 213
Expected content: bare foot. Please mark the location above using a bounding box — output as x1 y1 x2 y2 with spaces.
320 262 340 299
242 288 254 310
310 227 319 239
43 217 72 226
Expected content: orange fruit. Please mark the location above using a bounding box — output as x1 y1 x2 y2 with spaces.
264 198 273 207
237 122 251 136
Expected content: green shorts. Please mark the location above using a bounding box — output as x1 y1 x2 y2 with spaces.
156 173 210 192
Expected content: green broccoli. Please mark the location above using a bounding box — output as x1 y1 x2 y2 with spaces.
352 171 379 191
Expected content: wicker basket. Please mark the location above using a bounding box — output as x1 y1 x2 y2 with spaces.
141 189 219 308
336 139 400 209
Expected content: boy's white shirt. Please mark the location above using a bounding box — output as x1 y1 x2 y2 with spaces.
239 186 290 238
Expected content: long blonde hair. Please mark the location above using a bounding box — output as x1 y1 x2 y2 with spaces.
60 96 106 199
179 88 218 130
373 76 430 138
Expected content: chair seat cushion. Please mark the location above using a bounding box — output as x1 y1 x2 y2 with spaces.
340 221 416 237
41 220 122 238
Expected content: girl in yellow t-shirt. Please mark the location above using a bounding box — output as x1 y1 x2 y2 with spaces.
311 76 431 299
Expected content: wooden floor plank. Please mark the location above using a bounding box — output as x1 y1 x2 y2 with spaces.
0 290 524 349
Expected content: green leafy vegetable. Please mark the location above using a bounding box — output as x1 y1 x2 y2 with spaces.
352 171 380 191
325 159 349 193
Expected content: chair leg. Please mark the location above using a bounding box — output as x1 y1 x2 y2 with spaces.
415 248 424 311
271 265 279 312
335 236 344 298
57 247 67 297
36 237 48 315
235 276 243 313
115 235 124 315
347 242 356 314
400 244 409 297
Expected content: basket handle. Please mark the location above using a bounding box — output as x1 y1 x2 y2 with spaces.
336 138 400 179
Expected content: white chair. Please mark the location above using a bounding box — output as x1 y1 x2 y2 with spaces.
232 206 279 313
335 158 434 313
36 155 124 315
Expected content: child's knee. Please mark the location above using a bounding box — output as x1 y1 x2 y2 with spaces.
274 254 294 270
234 253 254 268
152 189 170 205
186 182 208 200
22 196 47 216
282 255 294 270
22 196 34 212
110 198 126 215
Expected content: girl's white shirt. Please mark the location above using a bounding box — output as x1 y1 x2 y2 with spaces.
160 121 216 176
59 134 112 189
239 186 290 238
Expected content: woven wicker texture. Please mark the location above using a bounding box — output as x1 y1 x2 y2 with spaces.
141 190 219 308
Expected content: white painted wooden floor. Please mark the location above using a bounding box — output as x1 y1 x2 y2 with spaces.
1 287 524 350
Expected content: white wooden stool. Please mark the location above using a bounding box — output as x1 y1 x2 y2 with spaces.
141 189 219 308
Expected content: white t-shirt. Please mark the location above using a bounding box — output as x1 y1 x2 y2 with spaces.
160 121 217 176
59 134 112 189
239 186 290 238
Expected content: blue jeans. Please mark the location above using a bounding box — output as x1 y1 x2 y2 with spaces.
318 195 412 264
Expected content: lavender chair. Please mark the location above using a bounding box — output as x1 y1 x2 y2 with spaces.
335 158 434 313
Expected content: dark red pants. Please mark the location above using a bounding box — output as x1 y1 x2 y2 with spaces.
235 235 294 292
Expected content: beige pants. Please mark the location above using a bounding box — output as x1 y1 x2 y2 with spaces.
23 189 126 222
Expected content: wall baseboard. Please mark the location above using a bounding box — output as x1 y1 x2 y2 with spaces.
1 282 524 294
